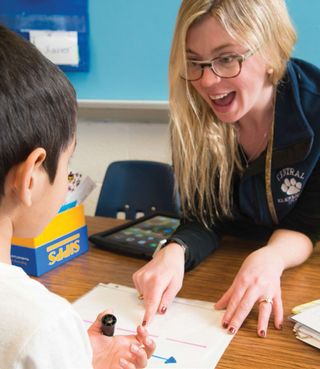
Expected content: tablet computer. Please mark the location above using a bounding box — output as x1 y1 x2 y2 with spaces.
89 213 180 259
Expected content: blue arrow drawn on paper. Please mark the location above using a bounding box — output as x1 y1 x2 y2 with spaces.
152 354 177 364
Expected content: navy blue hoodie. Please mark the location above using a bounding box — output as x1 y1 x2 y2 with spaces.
172 58 320 271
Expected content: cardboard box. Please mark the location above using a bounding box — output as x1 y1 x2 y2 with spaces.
11 204 88 276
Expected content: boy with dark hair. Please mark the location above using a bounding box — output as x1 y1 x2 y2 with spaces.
0 24 154 369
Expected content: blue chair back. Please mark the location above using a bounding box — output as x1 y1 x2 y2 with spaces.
95 160 180 219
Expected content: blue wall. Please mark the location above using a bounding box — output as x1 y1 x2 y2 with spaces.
67 0 320 101
287 0 320 66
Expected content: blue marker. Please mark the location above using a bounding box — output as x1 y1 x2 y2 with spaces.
152 354 177 364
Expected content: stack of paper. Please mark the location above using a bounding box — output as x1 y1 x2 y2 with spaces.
291 299 320 349
73 283 235 368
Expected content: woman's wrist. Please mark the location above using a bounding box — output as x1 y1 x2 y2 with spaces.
260 245 286 274
267 229 313 270
153 238 189 261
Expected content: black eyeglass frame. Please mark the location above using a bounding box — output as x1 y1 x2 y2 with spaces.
182 49 254 81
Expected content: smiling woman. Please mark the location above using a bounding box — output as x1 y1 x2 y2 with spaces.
185 13 267 125
132 0 320 340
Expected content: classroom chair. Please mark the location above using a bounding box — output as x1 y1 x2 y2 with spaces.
95 160 180 220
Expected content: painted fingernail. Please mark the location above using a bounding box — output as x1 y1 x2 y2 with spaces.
222 322 228 329
160 306 167 314
259 330 266 337
228 326 236 335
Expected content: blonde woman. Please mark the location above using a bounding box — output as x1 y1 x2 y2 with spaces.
133 0 320 337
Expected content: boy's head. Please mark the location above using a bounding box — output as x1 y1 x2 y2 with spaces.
0 24 77 199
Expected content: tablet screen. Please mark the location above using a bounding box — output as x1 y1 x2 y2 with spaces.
90 213 181 258
101 215 179 250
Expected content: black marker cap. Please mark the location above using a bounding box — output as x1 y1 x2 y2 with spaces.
101 314 117 336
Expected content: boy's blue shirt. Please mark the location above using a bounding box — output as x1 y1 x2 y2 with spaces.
173 58 320 271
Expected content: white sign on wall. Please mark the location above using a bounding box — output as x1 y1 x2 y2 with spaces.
29 30 79 66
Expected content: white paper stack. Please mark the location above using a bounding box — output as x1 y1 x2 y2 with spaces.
291 300 320 349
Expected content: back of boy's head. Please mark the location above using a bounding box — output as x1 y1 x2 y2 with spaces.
0 24 77 197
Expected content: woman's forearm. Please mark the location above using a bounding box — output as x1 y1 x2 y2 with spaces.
266 229 313 270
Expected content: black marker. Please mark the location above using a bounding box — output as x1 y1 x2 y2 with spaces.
101 314 117 336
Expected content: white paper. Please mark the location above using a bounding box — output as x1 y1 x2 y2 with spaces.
291 304 320 334
296 334 320 349
293 323 320 347
73 283 234 368
291 304 320 350
64 172 97 205
29 30 79 66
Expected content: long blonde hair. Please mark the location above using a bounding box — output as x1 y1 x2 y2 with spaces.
169 0 296 225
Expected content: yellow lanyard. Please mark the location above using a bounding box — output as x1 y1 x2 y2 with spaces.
265 106 279 224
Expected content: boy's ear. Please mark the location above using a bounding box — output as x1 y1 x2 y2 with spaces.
13 148 47 207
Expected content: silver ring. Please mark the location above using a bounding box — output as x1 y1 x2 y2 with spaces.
258 297 273 305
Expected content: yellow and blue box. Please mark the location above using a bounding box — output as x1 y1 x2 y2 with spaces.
11 204 89 276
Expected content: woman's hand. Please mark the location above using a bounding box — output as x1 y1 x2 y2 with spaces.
215 245 285 337
132 243 185 326
88 310 155 369
215 229 313 337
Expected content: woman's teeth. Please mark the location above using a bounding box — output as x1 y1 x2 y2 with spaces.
210 92 229 100
209 91 235 107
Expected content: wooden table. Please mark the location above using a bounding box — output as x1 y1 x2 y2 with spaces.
37 216 320 368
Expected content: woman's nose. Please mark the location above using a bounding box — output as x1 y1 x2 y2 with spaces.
200 66 221 87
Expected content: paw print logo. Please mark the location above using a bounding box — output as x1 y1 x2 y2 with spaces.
281 178 302 195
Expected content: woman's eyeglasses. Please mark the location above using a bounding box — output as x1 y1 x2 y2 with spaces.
181 50 254 81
